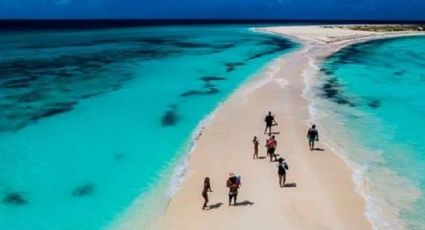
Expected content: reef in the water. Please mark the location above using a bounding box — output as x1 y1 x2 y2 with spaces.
246 37 294 61
321 78 356 107
161 104 180 126
368 99 381 109
3 192 28 205
224 62 244 72
72 183 95 197
180 87 219 97
200 76 226 82
180 75 223 98
393 70 406 76
30 102 77 121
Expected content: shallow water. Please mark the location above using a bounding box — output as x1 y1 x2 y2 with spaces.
0 26 298 230
316 36 425 229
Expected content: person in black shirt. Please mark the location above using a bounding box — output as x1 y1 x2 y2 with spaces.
264 111 278 135
277 158 289 187
307 124 319 151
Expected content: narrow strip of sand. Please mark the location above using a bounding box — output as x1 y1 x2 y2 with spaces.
148 26 424 229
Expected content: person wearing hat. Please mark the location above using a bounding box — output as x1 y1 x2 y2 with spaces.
226 173 240 206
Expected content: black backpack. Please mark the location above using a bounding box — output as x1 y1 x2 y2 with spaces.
278 163 288 174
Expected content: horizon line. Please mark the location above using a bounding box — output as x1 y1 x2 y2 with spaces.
1 18 425 22
1 19 424 31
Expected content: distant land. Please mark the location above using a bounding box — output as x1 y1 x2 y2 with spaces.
1 19 425 31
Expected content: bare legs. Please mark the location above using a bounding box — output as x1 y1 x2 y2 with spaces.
228 194 237 206
279 174 286 187
269 148 276 162
253 148 258 159
202 193 209 209
264 125 271 135
309 139 315 151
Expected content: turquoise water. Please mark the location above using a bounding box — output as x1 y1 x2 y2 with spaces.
0 26 298 230
319 36 425 229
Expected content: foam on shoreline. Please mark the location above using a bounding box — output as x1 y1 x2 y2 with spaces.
109 34 299 230
127 26 424 230
298 34 424 229
107 107 218 230
158 26 374 230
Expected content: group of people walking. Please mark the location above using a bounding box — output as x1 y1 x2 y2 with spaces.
260 111 289 187
202 173 241 209
201 111 320 209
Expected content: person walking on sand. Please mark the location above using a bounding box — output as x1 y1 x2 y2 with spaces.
253 136 259 159
266 135 278 162
307 124 319 151
226 173 240 206
202 177 212 210
264 111 278 135
277 158 289 187
265 134 271 157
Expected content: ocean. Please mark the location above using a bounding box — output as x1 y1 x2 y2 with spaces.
0 25 298 230
312 35 425 229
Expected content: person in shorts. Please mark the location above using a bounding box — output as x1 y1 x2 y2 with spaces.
307 124 319 151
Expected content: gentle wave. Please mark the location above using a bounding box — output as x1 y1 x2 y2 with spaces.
300 41 423 229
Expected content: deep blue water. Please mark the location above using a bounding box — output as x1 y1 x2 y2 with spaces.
0 26 298 230
319 36 425 229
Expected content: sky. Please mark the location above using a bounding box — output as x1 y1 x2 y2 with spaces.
0 0 425 20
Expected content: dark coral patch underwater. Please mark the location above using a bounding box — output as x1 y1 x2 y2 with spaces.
368 99 381 109
246 36 296 61
224 62 244 72
180 87 220 97
180 75 224 98
3 192 28 205
200 76 226 82
72 183 95 197
161 104 180 127
321 78 356 107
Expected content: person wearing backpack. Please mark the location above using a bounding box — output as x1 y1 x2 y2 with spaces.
277 158 289 187
226 173 240 206
266 135 278 162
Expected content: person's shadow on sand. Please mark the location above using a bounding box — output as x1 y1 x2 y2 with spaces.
312 148 325 151
234 200 254 206
283 183 297 188
207 202 223 210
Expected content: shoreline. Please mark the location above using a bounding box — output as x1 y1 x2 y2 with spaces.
254 26 425 229
159 26 370 229
109 30 298 230
266 26 424 229
117 25 424 230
